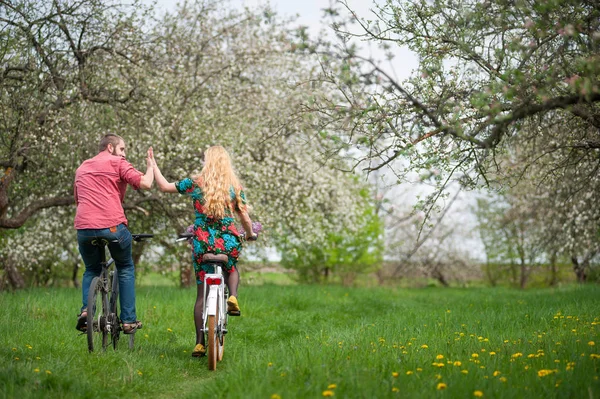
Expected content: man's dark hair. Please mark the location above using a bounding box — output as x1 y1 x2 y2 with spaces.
98 134 123 153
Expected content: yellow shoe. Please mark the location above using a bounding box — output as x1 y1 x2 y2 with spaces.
227 296 241 316
192 343 206 357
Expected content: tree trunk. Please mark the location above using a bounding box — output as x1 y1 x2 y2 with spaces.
180 264 192 288
5 261 25 289
72 261 80 289
432 266 449 287
548 252 558 287
571 256 587 283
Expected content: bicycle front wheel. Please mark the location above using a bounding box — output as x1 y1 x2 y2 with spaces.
109 273 120 350
87 277 109 352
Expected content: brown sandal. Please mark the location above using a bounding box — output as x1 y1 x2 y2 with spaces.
122 320 142 334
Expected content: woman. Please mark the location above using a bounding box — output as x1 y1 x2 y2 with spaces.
151 146 256 357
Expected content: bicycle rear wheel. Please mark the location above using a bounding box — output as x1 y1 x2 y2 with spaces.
208 312 217 370
87 277 109 352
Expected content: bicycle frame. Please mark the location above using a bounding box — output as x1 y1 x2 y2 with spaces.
203 265 228 328
202 262 228 370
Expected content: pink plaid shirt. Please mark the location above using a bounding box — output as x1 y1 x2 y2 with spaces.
74 151 142 229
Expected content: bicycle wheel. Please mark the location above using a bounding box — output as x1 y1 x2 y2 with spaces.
207 309 218 370
87 277 109 352
109 272 120 350
218 293 226 362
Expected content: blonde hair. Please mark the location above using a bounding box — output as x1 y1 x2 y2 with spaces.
194 146 246 219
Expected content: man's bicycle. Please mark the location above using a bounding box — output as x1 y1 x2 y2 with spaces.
86 234 153 352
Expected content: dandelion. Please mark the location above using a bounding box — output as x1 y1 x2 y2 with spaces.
328 384 337 389
416 368 423 372
322 390 334 397
34 368 40 373
137 370 143 376
538 369 557 377
421 344 428 349
167 328 173 333
590 354 600 359
471 353 479 358
461 370 469 374
35 356 41 360
589 341 595 346
406 371 413 375
26 345 32 349
436 354 444 360
489 352 496 356
493 371 501 377
14 357 19 361
511 353 523 359
392 387 399 392
474 391 484 397
437 383 447 390
453 361 462 367
271 395 281 399
499 377 507 383
268 362 273 367
392 372 399 378
45 370 51 375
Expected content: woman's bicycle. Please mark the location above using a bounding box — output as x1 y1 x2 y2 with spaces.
86 233 153 352
177 232 258 370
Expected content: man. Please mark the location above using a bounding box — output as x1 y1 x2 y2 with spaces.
74 134 154 334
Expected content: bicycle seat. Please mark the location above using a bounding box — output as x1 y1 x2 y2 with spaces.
202 253 229 264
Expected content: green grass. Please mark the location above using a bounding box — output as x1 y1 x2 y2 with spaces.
1 284 599 398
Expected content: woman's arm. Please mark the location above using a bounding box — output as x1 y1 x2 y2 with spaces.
150 150 178 193
236 208 256 240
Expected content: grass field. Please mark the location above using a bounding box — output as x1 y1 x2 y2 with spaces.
1 283 599 398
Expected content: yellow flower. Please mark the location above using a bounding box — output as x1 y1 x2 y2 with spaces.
137 370 143 376
34 368 40 373
271 395 281 399
45 370 51 375
167 328 173 333
406 371 413 375
437 383 447 390
589 341 595 346
392 372 399 378
322 390 334 397
499 377 507 383
416 368 423 372
436 354 444 360
590 354 600 359
473 391 484 397
421 344 428 349
392 387 399 392
493 371 501 377
268 362 273 367
471 353 479 358
453 361 462 367
327 384 337 389
537 369 556 377
461 370 469 374
511 352 523 359
489 351 496 356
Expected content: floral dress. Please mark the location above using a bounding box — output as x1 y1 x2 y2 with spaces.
175 177 246 284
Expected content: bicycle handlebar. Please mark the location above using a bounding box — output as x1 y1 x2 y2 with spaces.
132 234 154 242
176 232 257 241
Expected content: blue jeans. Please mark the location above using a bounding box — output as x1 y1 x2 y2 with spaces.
77 224 137 323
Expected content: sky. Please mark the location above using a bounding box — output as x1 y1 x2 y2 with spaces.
149 0 418 80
